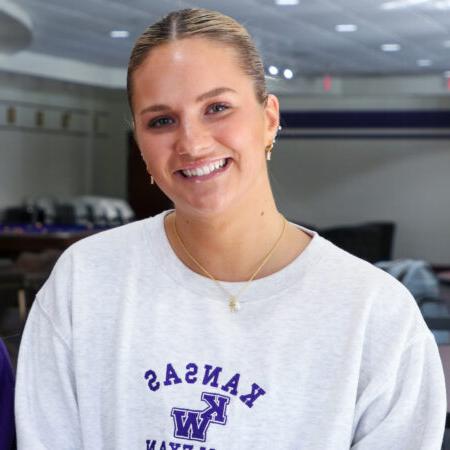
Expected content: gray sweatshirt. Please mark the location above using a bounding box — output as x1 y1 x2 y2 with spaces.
15 211 446 449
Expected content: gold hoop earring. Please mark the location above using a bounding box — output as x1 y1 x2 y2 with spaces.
265 143 273 161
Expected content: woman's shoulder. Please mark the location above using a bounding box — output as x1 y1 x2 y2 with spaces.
295 224 396 290
73 216 151 250
69 211 168 257
316 233 406 290
34 212 169 310
39 212 167 287
315 234 430 336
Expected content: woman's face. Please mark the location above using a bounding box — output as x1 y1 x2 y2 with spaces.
132 37 279 217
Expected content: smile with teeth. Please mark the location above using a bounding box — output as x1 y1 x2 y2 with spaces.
180 158 228 178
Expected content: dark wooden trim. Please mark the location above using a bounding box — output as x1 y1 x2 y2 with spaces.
279 133 450 140
280 110 450 129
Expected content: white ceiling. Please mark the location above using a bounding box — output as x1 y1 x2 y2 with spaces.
4 0 450 79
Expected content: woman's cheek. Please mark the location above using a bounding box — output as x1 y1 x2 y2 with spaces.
140 135 168 159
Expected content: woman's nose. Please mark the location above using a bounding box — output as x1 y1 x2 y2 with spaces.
174 118 213 158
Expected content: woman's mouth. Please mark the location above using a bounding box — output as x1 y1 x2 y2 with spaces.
177 158 231 181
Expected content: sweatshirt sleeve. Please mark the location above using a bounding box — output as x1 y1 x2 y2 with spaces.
15 299 82 450
15 248 83 450
351 331 446 450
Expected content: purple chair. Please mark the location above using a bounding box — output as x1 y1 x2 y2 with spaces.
0 338 16 449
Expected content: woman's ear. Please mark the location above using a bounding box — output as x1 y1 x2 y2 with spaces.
264 94 280 142
130 117 137 144
130 119 147 168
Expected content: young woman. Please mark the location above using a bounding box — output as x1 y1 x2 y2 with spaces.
15 8 446 450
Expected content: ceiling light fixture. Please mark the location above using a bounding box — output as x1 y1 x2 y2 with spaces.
381 0 428 9
433 0 450 9
335 24 358 32
110 30 129 38
380 0 450 9
275 0 299 5
283 69 294 79
417 59 432 67
268 65 279 75
381 43 401 52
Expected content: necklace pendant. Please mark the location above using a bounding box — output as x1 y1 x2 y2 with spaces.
229 296 240 312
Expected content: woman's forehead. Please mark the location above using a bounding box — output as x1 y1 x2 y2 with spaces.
140 37 240 72
132 38 253 102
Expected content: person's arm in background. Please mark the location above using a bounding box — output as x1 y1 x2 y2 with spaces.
0 338 16 450
351 331 446 449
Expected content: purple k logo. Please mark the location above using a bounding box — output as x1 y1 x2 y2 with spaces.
171 392 230 442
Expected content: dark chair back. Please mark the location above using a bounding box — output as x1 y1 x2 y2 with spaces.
321 222 396 263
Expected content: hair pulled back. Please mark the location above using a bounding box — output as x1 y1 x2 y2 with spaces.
127 8 268 112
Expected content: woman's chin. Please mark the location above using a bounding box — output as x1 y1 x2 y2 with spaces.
174 194 238 218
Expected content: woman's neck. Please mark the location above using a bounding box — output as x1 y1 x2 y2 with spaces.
164 196 310 282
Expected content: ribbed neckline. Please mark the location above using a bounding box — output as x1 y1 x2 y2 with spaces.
143 210 326 304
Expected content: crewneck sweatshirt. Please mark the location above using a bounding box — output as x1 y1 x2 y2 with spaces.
15 210 446 449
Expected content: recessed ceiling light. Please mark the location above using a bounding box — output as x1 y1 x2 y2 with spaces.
381 43 401 52
417 59 432 66
268 65 279 75
433 0 450 9
283 69 294 79
110 30 129 38
381 0 428 10
381 0 450 9
275 0 299 5
335 24 358 32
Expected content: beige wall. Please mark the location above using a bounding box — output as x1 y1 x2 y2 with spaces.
273 94 450 264
0 72 129 208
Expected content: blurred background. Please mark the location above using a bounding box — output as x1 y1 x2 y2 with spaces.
0 0 450 445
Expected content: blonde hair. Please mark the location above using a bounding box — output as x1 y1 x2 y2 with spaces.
127 8 268 112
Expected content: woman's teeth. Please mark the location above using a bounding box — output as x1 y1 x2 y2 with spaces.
181 158 227 178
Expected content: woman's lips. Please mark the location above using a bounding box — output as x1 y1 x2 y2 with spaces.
177 157 231 182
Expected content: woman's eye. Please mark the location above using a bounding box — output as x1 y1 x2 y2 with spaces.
148 117 174 128
207 103 229 114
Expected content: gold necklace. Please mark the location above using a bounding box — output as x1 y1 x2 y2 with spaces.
172 213 287 312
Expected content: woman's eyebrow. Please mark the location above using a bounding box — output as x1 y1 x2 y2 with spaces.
195 87 237 102
139 87 237 116
139 103 170 115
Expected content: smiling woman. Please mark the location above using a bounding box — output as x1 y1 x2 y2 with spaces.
14 8 446 450
131 37 282 224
